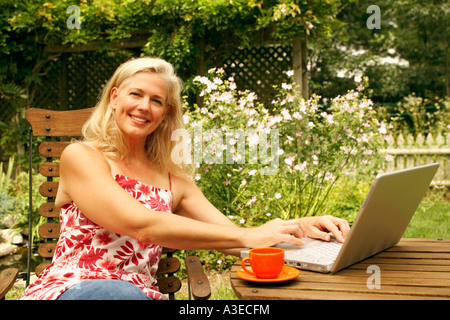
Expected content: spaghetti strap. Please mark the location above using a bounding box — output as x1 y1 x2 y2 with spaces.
168 172 172 191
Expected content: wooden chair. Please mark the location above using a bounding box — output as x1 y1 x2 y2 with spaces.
0 107 210 300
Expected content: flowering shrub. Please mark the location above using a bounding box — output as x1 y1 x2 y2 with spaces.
180 68 389 269
270 78 389 220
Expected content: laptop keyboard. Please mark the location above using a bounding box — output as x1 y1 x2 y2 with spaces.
290 239 343 263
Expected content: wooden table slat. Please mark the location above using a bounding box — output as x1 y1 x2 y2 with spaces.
352 257 450 266
232 285 450 300
287 274 450 287
374 251 450 259
387 245 450 253
345 260 450 272
391 238 450 244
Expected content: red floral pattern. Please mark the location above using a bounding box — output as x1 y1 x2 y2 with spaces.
21 174 172 300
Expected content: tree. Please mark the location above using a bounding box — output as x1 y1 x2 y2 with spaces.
388 0 449 99
312 0 449 102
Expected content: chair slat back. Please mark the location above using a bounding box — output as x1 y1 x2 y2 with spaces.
26 108 94 137
25 108 181 298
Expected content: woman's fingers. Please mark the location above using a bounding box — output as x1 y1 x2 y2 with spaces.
302 215 350 243
283 219 306 237
322 215 350 242
253 218 305 247
279 219 306 244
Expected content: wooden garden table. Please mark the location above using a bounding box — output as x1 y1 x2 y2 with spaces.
230 238 450 300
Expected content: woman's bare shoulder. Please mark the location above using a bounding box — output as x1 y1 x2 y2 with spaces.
62 141 99 156
62 142 105 163
56 142 113 208
60 141 112 176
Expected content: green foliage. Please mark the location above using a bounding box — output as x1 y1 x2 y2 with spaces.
0 157 14 193
0 159 17 226
395 95 450 135
403 189 450 238
8 170 48 243
375 95 450 136
0 156 47 243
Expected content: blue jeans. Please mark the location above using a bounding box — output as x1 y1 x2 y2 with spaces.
57 279 152 300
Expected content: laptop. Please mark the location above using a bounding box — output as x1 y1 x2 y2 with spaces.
241 163 439 274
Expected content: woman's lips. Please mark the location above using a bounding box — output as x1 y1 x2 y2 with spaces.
129 114 149 123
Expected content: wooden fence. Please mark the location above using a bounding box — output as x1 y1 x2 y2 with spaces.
383 132 450 186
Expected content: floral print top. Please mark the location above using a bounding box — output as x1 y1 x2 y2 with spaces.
21 174 172 300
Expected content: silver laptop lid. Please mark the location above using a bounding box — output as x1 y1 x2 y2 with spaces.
331 163 439 273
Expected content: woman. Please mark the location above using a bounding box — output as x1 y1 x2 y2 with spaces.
21 57 349 300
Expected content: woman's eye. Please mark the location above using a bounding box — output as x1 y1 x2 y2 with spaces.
130 92 140 97
152 98 163 105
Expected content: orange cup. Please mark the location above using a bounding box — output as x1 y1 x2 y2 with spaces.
241 247 285 279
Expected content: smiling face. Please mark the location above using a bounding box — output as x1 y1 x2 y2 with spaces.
110 72 170 147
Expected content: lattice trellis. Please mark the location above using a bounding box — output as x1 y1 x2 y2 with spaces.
223 45 292 106
32 59 61 111
32 50 133 110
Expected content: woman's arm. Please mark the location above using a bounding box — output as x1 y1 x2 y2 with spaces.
171 173 350 252
171 176 252 256
55 143 306 251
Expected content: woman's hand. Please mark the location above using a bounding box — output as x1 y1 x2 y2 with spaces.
243 215 349 249
300 215 350 243
244 218 307 248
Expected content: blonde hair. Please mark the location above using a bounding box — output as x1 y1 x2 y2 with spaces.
82 57 194 178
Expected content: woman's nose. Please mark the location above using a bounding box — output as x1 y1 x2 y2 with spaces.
137 99 151 111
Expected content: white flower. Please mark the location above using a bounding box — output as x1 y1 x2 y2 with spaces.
284 154 297 166
247 92 257 102
378 123 387 134
324 172 335 181
294 161 307 172
281 83 292 90
292 112 302 120
281 108 292 121
233 153 242 162
312 155 319 165
247 132 259 146
246 196 257 207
